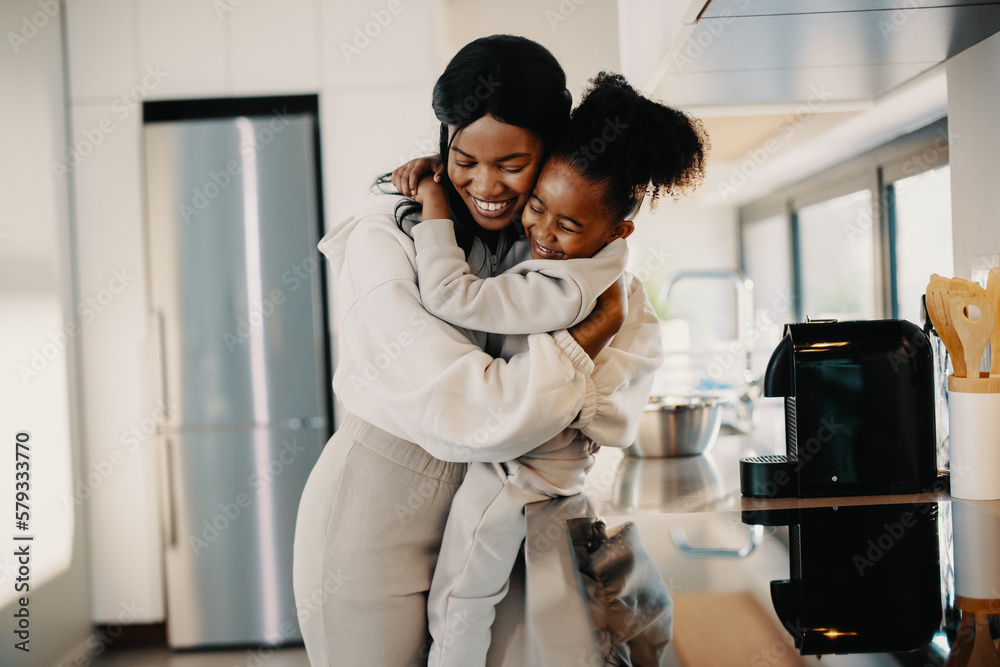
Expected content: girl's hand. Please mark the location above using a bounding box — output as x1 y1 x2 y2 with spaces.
412 174 449 221
569 275 628 360
392 156 444 198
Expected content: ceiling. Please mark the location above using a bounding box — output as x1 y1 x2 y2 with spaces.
699 110 863 162
650 0 1000 108
622 0 1000 204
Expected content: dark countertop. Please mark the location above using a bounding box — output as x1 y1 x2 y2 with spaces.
524 403 1000 666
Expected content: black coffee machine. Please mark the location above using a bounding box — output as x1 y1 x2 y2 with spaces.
742 503 943 656
740 320 938 498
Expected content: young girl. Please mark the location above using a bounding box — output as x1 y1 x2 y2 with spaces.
407 71 708 666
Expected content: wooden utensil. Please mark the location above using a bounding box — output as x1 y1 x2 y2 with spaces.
926 274 967 377
987 267 1000 374
948 277 996 379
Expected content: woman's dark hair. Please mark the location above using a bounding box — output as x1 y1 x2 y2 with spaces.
550 71 709 223
378 35 572 268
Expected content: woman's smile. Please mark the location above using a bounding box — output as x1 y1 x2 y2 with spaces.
447 115 544 231
470 195 517 216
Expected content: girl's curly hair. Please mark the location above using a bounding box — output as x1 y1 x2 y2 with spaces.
550 71 709 222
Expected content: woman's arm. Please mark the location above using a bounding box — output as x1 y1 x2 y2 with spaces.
411 218 628 334
331 212 600 463
569 274 628 361
569 273 664 448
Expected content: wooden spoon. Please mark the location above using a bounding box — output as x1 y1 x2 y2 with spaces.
987 267 1000 374
926 274 967 377
948 277 996 379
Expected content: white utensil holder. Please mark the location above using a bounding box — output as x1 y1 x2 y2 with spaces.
952 500 1000 600
948 375 1000 500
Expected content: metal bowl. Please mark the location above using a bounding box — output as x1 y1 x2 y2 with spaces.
625 395 723 458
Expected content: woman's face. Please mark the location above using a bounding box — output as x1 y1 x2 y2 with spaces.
521 159 633 260
447 115 545 231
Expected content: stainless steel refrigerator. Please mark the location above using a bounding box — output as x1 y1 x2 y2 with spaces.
143 98 330 648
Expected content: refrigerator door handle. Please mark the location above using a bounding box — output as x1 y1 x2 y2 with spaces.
158 436 178 548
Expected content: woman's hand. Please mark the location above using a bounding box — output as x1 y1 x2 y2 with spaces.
569 275 628 360
392 156 444 198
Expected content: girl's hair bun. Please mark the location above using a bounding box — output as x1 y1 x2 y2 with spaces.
551 71 709 221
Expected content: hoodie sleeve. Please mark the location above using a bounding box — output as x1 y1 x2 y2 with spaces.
411 218 628 334
331 216 598 463
568 273 664 448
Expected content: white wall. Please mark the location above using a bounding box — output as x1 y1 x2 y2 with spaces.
64 0 445 623
627 197 740 342
946 30 1000 280
442 0 622 101
1 0 93 663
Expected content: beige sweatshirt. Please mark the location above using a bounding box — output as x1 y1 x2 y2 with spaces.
412 217 629 334
319 194 662 463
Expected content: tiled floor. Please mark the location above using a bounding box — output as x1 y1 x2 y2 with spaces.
89 645 310 666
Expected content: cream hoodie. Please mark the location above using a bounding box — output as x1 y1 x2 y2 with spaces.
319 194 662 463
413 217 629 333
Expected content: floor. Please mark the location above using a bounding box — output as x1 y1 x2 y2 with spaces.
89 645 310 666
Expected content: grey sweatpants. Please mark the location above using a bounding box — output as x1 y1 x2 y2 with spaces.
291 412 524 666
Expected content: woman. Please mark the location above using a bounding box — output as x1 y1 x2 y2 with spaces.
292 35 660 666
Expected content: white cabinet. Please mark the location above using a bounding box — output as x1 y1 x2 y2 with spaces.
320 88 438 224
321 0 439 88
69 103 165 623
65 0 135 100
231 0 321 93
136 0 228 99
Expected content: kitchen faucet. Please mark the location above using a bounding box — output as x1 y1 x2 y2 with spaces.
659 269 758 431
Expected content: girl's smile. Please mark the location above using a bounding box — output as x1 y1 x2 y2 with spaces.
521 159 633 260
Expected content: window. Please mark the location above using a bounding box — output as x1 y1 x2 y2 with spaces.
740 118 950 326
741 214 793 376
889 165 953 323
742 214 793 320
798 190 877 320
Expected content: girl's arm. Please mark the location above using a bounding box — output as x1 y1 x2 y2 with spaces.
411 216 627 335
330 210 622 463
569 273 665 448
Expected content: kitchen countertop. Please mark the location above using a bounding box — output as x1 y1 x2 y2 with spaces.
524 402 1000 666
581 402 950 518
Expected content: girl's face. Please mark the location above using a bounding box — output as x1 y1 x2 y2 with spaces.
447 115 545 232
521 159 633 260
